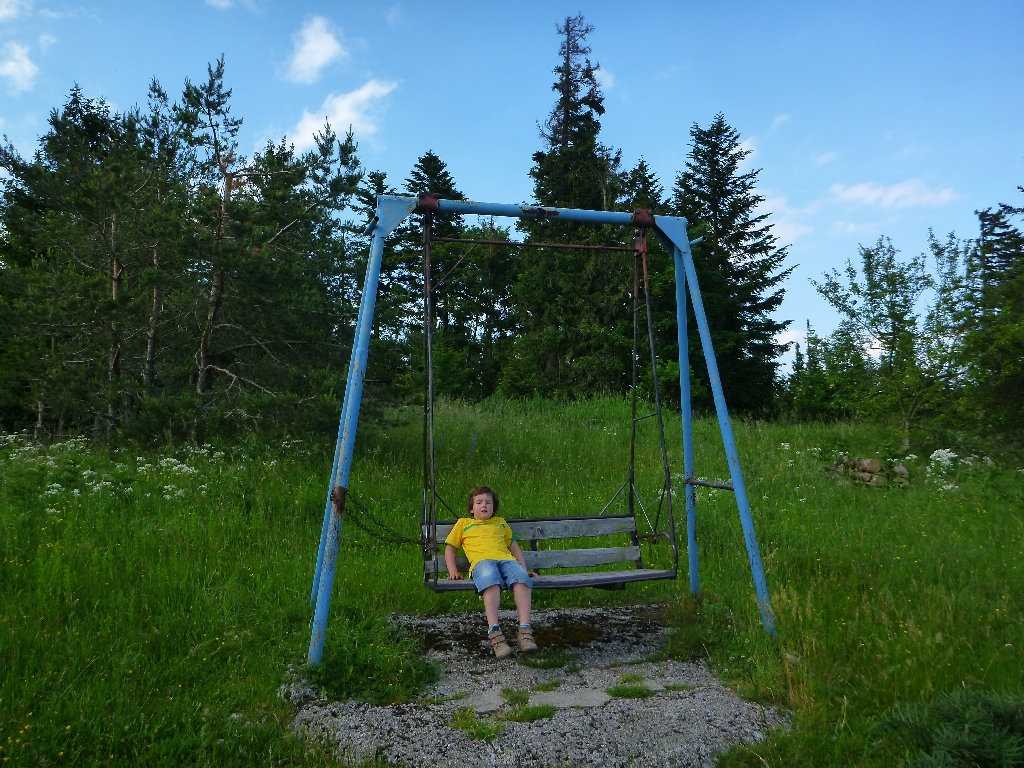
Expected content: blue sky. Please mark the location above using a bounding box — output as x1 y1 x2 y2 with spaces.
2 1 1023 362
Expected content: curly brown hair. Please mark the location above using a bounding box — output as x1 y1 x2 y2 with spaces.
466 486 499 514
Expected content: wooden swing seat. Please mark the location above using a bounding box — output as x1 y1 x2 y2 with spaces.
422 512 676 591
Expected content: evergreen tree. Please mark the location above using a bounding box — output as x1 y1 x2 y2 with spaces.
787 321 870 421
964 202 1024 435
669 113 792 413
507 14 631 397
0 62 364 439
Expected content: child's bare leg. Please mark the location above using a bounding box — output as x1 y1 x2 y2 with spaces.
482 585 501 628
512 583 532 626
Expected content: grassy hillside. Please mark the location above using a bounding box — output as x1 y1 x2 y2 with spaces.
1 398 1021 766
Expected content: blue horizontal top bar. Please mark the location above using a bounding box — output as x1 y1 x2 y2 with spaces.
434 198 636 226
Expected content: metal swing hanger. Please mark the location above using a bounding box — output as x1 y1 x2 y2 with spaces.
419 216 678 592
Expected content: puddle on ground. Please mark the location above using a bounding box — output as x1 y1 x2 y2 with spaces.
404 606 666 657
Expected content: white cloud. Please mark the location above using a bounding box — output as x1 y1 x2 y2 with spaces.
292 79 397 150
737 136 758 168
773 220 814 243
0 0 30 21
776 327 804 350
772 114 789 129
287 16 346 84
829 179 956 209
205 0 259 9
595 66 614 89
38 33 55 50
385 5 401 25
831 220 881 235
0 42 38 92
814 151 836 166
759 192 818 244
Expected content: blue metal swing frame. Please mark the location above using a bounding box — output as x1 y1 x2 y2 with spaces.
306 194 776 664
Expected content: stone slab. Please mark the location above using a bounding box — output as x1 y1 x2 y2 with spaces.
531 689 610 708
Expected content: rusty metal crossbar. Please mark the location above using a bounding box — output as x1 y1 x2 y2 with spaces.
683 478 736 491
429 236 636 252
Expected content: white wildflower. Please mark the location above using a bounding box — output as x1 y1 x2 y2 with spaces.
929 449 958 469
41 483 64 498
780 443 791 450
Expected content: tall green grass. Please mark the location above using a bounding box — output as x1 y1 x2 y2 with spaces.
2 398 1021 766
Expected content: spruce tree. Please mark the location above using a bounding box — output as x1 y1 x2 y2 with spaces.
965 203 1024 434
507 14 630 397
670 113 792 413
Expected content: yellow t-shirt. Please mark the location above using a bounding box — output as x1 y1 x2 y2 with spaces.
444 516 517 575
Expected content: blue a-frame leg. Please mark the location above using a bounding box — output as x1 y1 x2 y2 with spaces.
308 195 776 664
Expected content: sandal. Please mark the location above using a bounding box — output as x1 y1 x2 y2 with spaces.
517 625 538 653
488 628 512 660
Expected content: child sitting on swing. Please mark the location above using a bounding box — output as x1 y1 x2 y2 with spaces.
444 485 539 659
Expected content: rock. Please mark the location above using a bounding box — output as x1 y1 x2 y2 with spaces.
851 472 874 483
869 474 888 486
853 458 881 473
892 463 908 476
530 689 611 708
467 686 504 714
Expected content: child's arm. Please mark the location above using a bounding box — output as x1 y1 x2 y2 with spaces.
444 544 462 580
509 541 538 578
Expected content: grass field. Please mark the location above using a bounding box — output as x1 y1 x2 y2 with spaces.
2 397 1022 766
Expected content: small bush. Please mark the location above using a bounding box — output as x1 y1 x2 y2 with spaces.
307 606 439 705
883 688 1024 768
450 706 505 741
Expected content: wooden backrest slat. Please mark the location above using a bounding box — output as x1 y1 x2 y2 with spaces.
426 515 636 544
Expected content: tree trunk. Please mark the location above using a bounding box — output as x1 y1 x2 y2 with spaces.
899 415 911 455
108 213 122 435
144 248 161 393
196 270 224 394
34 401 43 441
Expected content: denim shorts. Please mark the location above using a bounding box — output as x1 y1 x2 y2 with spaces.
471 559 533 593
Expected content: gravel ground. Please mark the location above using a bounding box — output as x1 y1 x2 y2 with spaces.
284 605 786 767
